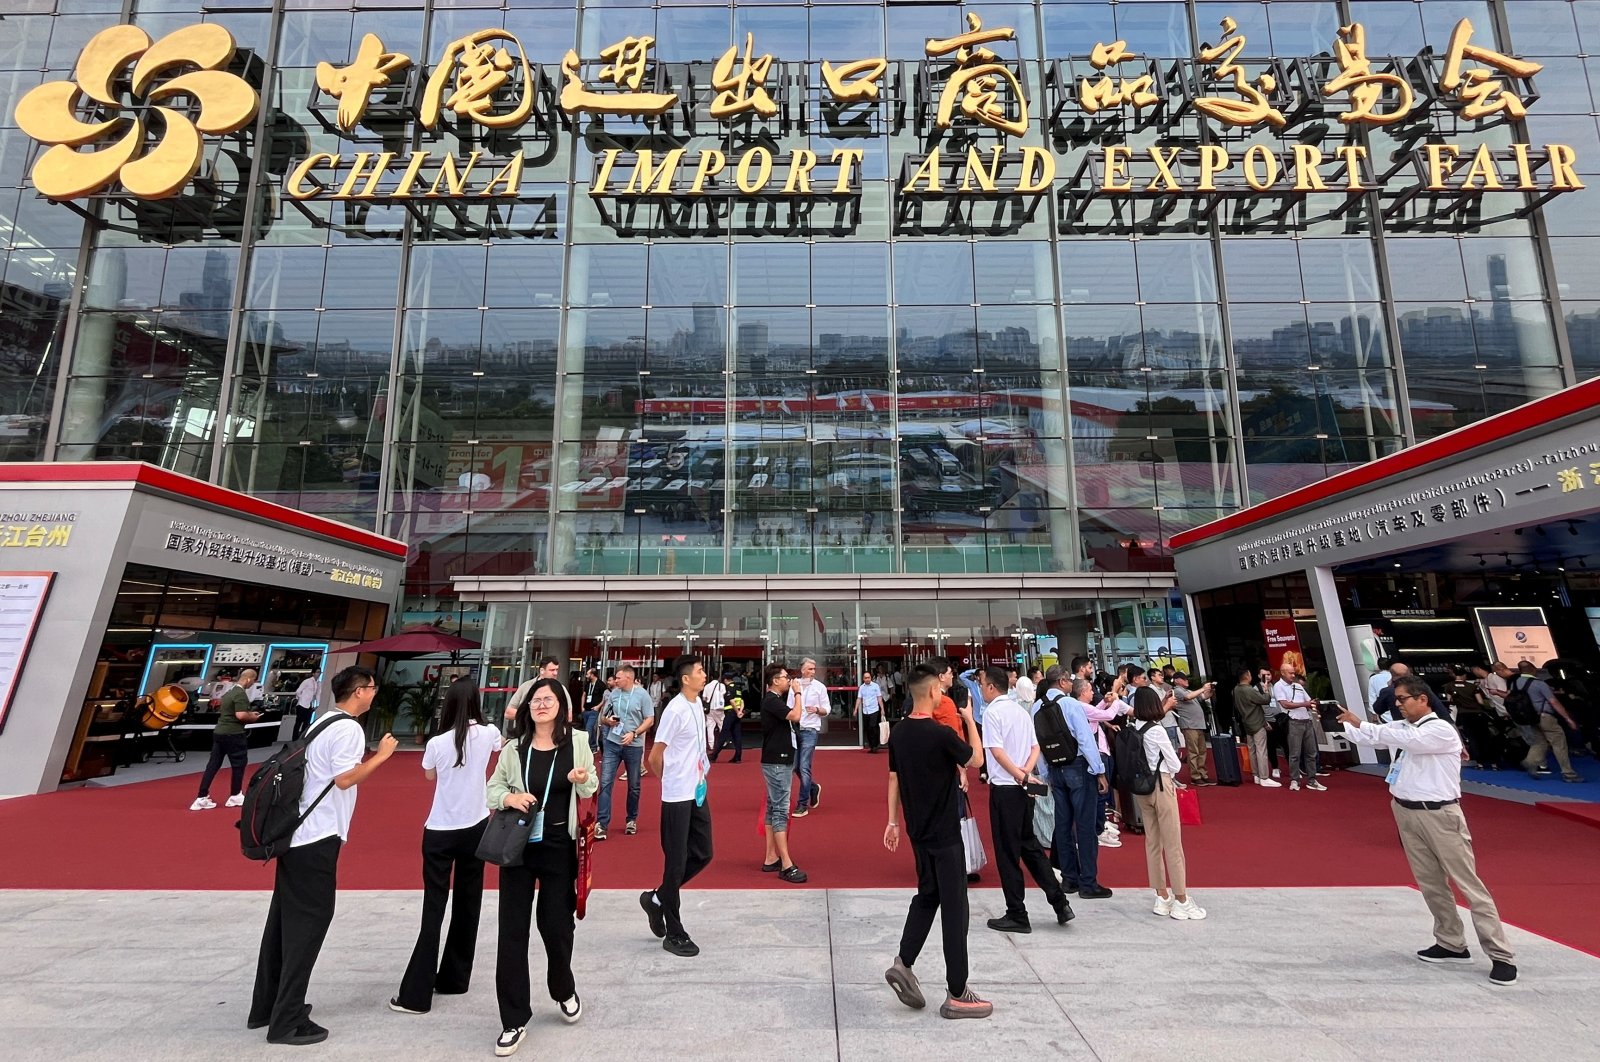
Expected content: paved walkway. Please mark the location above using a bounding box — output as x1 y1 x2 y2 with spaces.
5 887 1598 1061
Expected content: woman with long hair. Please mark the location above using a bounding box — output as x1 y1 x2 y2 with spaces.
1130 686 1205 921
392 676 503 1014
487 677 599 1057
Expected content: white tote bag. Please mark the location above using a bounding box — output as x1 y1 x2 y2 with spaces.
958 793 988 874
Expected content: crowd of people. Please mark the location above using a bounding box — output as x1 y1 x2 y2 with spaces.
227 640 1581 1050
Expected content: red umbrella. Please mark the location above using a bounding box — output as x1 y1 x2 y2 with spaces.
332 624 480 658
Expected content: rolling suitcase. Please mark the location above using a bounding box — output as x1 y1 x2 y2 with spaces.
1115 784 1144 835
1210 732 1242 786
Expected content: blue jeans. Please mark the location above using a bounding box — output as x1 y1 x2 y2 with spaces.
581 709 599 750
1095 746 1115 830
1049 758 1100 890
598 738 643 828
794 729 819 808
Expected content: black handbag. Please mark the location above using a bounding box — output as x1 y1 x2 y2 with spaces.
476 806 536 867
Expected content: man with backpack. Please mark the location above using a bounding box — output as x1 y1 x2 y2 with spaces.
1497 661 1583 782
1039 667 1112 900
248 665 398 1046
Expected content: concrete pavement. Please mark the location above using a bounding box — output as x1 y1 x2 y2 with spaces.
3 887 1598 1061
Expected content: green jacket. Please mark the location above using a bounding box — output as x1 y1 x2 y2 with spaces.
1233 682 1271 734
487 737 599 835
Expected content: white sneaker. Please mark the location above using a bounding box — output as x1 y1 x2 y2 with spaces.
1152 893 1173 917
1256 777 1282 788
189 797 216 811
558 994 582 1024
1306 781 1328 792
225 793 245 807
1271 768 1280 778
1170 897 1207 920
1289 781 1301 791
1104 822 1120 837
1097 831 1122 848
495 1027 527 1057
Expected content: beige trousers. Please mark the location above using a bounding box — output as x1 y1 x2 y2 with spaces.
1245 728 1269 780
1523 713 1578 778
1133 782 1187 895
1392 801 1513 962
1181 728 1209 782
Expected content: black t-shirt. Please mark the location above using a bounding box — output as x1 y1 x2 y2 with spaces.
522 741 575 840
887 716 973 849
761 691 795 765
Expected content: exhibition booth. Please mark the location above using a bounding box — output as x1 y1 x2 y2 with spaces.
0 462 406 796
1172 378 1600 762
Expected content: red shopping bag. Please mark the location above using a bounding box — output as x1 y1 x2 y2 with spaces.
574 796 597 919
1176 785 1202 826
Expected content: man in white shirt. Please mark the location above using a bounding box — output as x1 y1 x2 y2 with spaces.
292 669 321 740
643 655 714 958
1366 657 1393 714
1471 662 1507 717
1337 677 1516 987
792 657 829 816
250 665 398 1045
979 667 1071 933
856 672 884 753
1272 664 1327 792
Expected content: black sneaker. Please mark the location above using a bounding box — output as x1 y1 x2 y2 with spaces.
986 915 1031 934
1061 882 1079 894
791 804 810 819
1077 885 1114 899
1489 960 1518 986
811 782 822 808
1052 898 1075 925
559 994 582 1023
1417 944 1472 964
388 997 426 1014
779 865 809 883
250 1005 310 1031
761 860 781 873
267 1020 328 1046
664 933 700 957
640 890 665 938
495 1026 527 1057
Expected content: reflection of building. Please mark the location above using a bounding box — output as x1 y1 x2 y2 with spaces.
2 0 1594 727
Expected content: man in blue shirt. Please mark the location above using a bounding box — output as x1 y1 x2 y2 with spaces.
596 663 656 840
958 667 989 727
1040 666 1111 900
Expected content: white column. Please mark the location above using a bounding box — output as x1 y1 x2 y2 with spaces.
1305 564 1376 765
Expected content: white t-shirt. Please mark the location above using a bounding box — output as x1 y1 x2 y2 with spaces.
1272 678 1314 721
981 695 1034 785
421 723 503 831
295 677 320 710
656 694 709 802
702 679 726 713
292 712 367 847
796 677 829 732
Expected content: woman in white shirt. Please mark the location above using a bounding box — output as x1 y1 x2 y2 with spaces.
1130 687 1206 921
392 677 503 1015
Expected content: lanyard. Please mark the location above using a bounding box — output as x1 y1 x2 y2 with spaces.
522 741 557 809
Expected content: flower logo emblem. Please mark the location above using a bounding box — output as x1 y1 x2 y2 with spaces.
12 23 259 201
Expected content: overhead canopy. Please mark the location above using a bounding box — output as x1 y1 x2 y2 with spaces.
333 624 480 657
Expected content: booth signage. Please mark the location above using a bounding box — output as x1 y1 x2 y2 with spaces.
0 573 55 736
0 512 76 549
211 643 266 667
159 520 387 590
14 14 1583 227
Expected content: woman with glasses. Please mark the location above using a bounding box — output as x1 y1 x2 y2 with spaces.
392 677 502 1015
486 678 599 1057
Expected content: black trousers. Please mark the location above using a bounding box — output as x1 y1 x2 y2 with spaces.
1267 715 1290 771
395 821 488 1011
711 710 743 760
898 840 969 998
197 732 249 798
250 836 340 1038
988 785 1064 921
657 798 714 937
496 837 578 1029
292 708 314 741
863 712 882 751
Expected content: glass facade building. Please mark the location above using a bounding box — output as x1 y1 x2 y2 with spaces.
2 0 1596 694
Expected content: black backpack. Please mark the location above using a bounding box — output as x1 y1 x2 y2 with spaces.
1503 677 1539 726
1033 690 1080 767
1115 721 1162 796
238 714 363 862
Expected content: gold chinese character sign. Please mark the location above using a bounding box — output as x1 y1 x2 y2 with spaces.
559 37 678 117
317 33 413 131
926 13 1029 137
13 24 259 200
421 29 535 129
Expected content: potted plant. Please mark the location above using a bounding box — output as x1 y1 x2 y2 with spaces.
368 683 402 743
396 678 440 744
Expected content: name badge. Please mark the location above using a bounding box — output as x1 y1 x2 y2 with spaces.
1385 751 1404 787
694 777 708 807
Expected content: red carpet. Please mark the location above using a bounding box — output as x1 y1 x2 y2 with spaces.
4 751 1600 955
1536 801 1600 831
